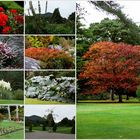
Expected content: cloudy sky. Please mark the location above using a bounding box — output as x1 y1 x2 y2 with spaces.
25 0 75 18
25 105 75 122
78 1 140 27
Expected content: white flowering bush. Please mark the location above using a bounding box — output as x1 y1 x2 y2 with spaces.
0 80 12 91
0 80 12 99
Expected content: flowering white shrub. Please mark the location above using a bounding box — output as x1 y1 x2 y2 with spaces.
0 80 12 91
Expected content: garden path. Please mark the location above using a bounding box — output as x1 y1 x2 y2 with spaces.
25 131 75 139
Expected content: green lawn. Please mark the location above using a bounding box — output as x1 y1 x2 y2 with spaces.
0 130 24 139
56 127 72 134
25 98 67 104
26 126 71 134
77 103 140 139
0 121 24 139
0 100 23 104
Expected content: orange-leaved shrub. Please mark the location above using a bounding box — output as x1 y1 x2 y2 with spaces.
25 47 74 69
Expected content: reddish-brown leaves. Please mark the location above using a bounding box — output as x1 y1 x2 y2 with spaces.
79 41 140 94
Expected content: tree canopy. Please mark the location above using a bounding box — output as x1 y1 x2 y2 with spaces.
89 18 140 45
79 41 140 102
89 1 140 45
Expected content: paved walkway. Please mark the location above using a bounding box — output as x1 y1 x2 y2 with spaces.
25 131 75 139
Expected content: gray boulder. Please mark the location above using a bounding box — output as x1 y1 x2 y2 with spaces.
25 57 41 69
49 94 60 101
27 87 36 92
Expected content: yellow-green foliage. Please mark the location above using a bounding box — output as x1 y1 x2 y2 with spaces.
26 36 54 48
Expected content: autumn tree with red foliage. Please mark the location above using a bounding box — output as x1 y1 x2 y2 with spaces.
79 41 140 102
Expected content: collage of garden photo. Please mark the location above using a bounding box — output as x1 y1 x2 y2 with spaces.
0 0 140 140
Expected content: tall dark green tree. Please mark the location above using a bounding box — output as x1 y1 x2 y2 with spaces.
50 8 63 24
47 113 55 127
68 12 75 21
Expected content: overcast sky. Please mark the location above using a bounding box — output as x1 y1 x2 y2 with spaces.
25 105 75 123
78 1 140 27
25 0 75 18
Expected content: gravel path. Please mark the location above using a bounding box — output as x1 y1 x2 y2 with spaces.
25 131 75 139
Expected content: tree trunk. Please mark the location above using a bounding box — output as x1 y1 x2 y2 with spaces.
7 105 11 121
111 92 114 100
110 89 114 100
28 9 30 16
29 1 36 16
45 1 48 14
16 105 19 121
126 95 129 100
118 94 123 103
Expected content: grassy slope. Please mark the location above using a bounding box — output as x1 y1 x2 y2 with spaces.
25 98 67 104
77 103 140 139
0 100 23 104
0 121 24 139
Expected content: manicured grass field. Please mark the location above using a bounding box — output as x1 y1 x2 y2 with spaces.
26 126 71 134
77 103 140 139
25 98 67 104
0 100 23 104
0 121 24 139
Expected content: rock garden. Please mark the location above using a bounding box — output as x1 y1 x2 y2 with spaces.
25 73 75 104
25 36 75 69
